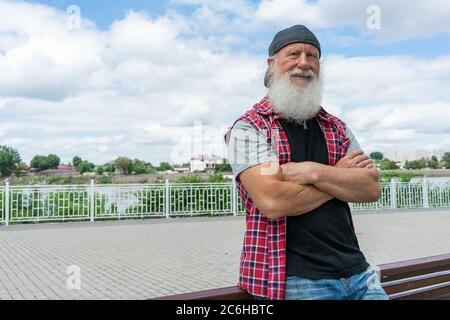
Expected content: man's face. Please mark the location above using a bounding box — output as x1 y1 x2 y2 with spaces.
268 43 320 88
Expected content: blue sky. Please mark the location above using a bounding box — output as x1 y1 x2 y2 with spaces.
29 0 173 29
1 0 450 165
27 0 450 58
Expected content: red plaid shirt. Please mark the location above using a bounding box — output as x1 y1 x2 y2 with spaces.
226 96 351 300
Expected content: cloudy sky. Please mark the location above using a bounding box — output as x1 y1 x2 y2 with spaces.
1 0 450 165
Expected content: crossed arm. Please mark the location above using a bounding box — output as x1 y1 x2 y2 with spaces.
239 150 381 220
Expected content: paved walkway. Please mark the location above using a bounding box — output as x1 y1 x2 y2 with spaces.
0 208 449 300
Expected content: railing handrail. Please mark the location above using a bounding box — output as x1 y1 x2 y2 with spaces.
2 180 450 187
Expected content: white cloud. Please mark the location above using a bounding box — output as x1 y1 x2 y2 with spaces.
0 1 266 164
255 0 326 28
0 0 449 166
254 0 450 43
0 1 102 100
319 54 450 154
344 103 450 152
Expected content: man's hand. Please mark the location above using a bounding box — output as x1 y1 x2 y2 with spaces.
280 162 321 185
280 150 381 203
280 150 374 184
336 150 374 169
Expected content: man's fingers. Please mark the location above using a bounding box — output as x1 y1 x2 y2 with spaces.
365 163 375 169
358 159 373 168
353 154 369 164
347 150 364 159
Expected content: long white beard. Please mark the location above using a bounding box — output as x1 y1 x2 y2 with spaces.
268 71 323 123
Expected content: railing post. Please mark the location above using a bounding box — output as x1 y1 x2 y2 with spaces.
390 179 397 209
165 179 170 219
5 181 9 226
422 178 429 208
90 179 95 222
232 179 237 217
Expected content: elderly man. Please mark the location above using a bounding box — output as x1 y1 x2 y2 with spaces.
225 25 388 300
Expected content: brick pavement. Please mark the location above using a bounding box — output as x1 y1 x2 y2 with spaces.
0 208 448 300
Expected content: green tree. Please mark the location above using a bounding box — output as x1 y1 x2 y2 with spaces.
30 155 50 171
208 173 227 182
72 156 82 168
0 145 22 177
145 163 157 174
215 163 232 173
30 154 60 171
72 156 95 174
431 155 438 162
158 162 173 172
379 158 399 170
96 166 104 175
427 160 438 169
78 160 94 174
46 154 60 169
104 163 116 173
114 157 133 175
132 159 147 175
379 171 423 183
177 175 205 183
443 152 450 162
405 159 427 170
370 151 383 161
443 152 450 169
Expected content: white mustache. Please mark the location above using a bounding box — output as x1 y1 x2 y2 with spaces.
289 69 316 78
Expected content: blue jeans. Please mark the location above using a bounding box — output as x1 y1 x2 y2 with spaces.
284 267 389 300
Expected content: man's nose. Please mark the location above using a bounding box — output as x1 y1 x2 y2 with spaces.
296 54 311 70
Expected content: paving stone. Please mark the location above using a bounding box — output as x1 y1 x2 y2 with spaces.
0 209 448 299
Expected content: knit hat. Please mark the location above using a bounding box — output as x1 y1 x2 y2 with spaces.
268 25 321 58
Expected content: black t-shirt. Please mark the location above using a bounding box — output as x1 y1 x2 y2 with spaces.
279 117 369 279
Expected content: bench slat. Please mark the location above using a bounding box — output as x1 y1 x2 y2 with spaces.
379 253 450 282
382 270 450 294
157 286 251 300
388 282 450 300
153 254 450 300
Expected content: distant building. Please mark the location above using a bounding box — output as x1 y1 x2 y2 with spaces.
173 167 190 174
14 166 37 176
39 164 77 177
190 155 225 173
58 164 75 171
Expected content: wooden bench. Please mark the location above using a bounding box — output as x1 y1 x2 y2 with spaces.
156 253 450 300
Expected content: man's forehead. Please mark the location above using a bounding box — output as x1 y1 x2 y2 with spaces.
278 43 319 54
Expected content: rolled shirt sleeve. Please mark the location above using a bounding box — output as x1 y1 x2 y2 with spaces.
345 125 362 154
226 120 279 181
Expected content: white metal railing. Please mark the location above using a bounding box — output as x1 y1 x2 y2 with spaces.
94 183 166 220
8 184 90 223
0 180 449 225
349 183 392 210
169 183 234 216
0 186 4 224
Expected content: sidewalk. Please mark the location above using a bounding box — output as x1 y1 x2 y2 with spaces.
0 208 449 299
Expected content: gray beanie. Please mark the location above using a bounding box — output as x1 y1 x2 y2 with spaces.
264 25 321 87
268 25 321 58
